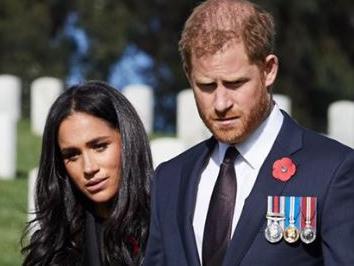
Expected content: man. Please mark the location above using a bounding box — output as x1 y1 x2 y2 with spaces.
143 0 354 265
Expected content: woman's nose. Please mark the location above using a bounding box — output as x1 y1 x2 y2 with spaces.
82 152 99 178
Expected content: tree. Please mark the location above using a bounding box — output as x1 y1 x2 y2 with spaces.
258 0 354 131
1 0 353 132
0 0 71 116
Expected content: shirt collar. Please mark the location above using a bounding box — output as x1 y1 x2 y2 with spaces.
217 104 284 169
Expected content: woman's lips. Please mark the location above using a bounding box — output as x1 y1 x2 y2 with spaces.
86 177 108 193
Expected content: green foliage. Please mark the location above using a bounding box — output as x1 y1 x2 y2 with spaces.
0 178 27 266
74 0 132 80
256 0 354 131
0 0 71 116
16 120 41 176
0 0 353 130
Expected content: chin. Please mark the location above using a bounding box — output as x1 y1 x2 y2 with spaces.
209 126 244 144
87 192 115 204
215 134 243 144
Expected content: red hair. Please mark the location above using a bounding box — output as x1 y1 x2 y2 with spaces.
179 0 275 75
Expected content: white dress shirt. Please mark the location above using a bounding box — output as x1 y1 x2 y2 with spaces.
192 104 284 261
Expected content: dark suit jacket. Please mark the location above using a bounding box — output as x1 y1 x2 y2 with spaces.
143 113 354 266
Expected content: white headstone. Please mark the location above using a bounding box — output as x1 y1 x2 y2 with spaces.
150 137 186 168
28 167 38 223
0 113 17 179
0 74 21 120
273 94 291 115
31 77 63 136
328 100 354 148
177 89 210 148
122 84 154 135
27 167 40 235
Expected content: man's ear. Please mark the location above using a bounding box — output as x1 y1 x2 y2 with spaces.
263 54 278 88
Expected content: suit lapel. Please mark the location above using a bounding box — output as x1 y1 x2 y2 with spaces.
224 113 304 266
177 138 216 266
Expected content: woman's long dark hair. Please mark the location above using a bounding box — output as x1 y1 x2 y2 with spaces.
21 81 152 265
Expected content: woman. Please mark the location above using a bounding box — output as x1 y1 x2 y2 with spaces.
22 81 152 265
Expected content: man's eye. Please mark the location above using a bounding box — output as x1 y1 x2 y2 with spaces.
225 81 241 88
224 79 248 89
197 83 216 91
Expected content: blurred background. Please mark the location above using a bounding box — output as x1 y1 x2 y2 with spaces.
0 0 353 264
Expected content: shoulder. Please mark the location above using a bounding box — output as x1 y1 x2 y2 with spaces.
279 113 354 188
286 118 354 200
283 112 353 159
155 137 214 172
151 138 214 189
301 125 354 161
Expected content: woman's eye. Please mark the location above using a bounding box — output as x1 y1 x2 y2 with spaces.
94 143 108 152
62 153 79 162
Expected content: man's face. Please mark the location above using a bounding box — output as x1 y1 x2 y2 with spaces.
189 41 278 144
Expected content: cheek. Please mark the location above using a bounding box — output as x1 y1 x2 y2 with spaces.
65 164 84 188
106 155 121 195
239 84 267 109
194 91 212 112
104 146 122 178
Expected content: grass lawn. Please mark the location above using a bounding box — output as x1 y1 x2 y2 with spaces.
0 178 27 266
0 120 41 266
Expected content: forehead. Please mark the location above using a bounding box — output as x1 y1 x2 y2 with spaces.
190 41 254 81
58 112 118 147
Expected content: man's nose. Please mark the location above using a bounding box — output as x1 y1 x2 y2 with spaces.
82 152 99 178
214 86 233 114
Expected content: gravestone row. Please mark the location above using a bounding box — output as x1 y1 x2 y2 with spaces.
0 75 353 181
0 75 353 225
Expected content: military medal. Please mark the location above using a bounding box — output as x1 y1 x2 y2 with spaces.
265 196 285 243
284 196 300 243
300 197 317 244
265 220 283 243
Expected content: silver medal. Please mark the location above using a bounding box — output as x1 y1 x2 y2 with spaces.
300 197 316 244
265 220 283 243
300 225 316 244
265 196 285 243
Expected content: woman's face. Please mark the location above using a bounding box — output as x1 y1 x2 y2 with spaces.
58 112 122 215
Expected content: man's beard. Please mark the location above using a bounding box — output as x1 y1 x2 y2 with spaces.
197 92 272 144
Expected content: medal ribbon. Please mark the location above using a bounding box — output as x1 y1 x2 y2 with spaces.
267 196 272 226
289 196 295 224
285 196 300 228
273 196 279 213
280 196 285 229
301 197 317 229
267 196 285 227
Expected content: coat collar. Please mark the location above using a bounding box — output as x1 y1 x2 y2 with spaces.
224 112 303 266
177 137 216 266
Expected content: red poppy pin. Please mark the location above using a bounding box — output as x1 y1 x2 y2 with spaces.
272 157 296 182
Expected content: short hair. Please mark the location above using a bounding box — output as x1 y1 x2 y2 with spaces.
179 0 275 75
